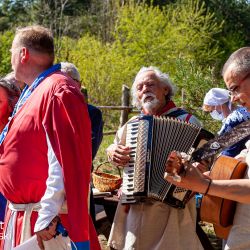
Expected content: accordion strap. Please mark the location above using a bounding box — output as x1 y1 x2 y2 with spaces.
165 108 191 122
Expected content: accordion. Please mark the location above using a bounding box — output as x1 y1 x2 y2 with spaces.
121 115 213 208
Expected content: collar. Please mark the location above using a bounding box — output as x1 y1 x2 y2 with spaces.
155 100 176 116
12 63 61 116
0 63 61 146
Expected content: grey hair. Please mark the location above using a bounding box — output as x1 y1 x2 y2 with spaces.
222 47 250 79
131 66 177 109
0 78 21 111
61 62 81 82
4 71 25 89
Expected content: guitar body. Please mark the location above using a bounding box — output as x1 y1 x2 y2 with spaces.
213 224 232 240
200 155 247 239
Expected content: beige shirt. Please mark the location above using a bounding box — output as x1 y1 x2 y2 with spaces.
225 141 250 250
108 198 203 250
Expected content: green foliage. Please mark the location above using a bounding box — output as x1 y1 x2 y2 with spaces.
0 0 31 31
113 0 223 69
203 0 250 72
0 0 247 137
58 35 124 106
78 0 120 42
93 134 114 168
57 35 130 130
0 30 13 76
172 58 223 133
52 0 226 134
165 0 223 65
204 0 250 43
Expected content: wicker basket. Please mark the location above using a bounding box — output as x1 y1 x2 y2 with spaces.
92 162 122 192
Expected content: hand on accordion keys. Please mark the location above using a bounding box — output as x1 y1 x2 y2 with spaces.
107 144 131 166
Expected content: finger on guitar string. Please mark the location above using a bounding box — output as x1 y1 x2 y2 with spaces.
165 151 182 172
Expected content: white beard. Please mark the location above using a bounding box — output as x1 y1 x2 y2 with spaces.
141 93 160 113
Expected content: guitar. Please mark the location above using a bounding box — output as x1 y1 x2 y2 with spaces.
166 120 250 239
200 155 247 239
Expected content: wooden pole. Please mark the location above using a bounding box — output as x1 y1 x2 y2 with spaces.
181 88 185 108
119 85 130 127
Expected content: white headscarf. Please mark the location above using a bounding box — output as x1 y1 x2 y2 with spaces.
203 88 230 106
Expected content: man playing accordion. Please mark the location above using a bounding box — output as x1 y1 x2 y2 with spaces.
107 66 204 250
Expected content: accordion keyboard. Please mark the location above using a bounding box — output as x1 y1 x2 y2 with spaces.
121 120 139 204
120 115 213 208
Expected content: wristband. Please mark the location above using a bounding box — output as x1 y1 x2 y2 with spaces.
203 179 212 196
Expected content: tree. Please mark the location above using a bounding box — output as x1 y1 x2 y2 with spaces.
0 30 13 76
172 58 223 132
55 0 223 126
113 0 223 68
203 0 250 63
0 0 31 31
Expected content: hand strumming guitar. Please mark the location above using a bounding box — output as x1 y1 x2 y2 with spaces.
164 151 212 195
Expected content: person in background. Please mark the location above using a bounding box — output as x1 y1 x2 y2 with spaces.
203 87 250 157
61 62 104 225
165 47 250 250
0 78 20 224
0 78 20 132
81 87 103 225
4 71 26 91
80 87 103 163
0 25 100 250
106 66 204 250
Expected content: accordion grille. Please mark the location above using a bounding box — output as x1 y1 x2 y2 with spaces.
149 117 201 200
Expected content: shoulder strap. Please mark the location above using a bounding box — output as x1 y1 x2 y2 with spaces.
185 114 192 123
166 108 190 122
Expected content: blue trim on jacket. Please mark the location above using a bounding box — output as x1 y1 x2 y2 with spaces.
0 193 6 221
71 240 90 250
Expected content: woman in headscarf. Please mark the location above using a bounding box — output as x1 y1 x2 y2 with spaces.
202 87 250 157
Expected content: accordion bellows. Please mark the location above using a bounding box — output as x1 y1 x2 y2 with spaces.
121 115 213 208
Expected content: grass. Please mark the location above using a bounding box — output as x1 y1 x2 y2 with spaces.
200 222 222 250
93 134 122 176
94 134 114 166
